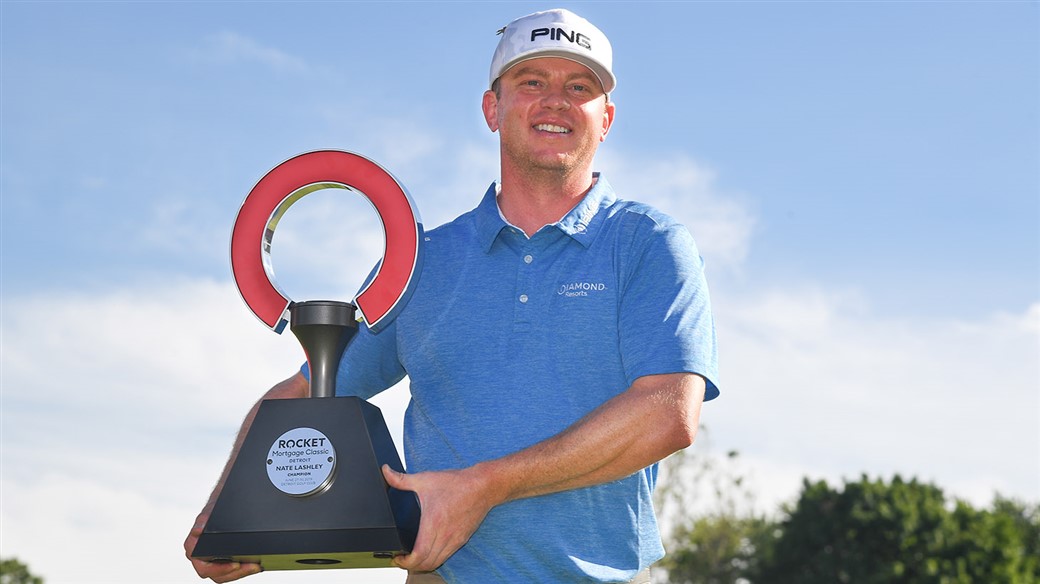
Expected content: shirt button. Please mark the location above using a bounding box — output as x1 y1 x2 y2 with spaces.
523 254 533 264
519 294 529 303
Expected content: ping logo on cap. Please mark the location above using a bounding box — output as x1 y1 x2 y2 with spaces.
530 27 592 50
490 8 616 93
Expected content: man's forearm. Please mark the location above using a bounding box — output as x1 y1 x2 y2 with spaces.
478 372 705 505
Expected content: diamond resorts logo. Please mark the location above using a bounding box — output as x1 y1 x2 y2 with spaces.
557 281 607 298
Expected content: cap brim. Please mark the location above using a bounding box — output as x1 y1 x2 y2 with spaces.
494 49 616 94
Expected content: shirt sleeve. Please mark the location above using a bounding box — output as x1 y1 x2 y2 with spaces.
616 212 720 400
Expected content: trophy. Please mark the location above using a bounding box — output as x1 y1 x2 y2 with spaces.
191 150 423 570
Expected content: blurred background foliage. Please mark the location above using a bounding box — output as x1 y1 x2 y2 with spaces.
655 428 1039 584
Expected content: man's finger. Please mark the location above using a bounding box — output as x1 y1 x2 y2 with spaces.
382 464 409 489
395 509 441 571
192 559 262 583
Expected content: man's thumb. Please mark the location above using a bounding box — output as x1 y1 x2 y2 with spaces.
382 464 408 488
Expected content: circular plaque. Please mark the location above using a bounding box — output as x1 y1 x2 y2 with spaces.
266 427 337 497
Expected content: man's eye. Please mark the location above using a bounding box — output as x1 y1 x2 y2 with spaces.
524 80 541 87
571 84 588 92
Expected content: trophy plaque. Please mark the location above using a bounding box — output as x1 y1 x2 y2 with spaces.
191 150 423 570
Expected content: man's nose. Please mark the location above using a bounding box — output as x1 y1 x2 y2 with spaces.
541 86 571 110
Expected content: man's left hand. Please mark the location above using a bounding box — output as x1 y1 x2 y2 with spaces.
382 464 497 572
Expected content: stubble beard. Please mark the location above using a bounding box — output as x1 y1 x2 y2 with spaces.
502 136 597 184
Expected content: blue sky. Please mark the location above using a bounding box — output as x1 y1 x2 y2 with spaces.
2 2 1037 583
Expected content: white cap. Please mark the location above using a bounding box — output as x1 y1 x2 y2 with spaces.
489 9 616 94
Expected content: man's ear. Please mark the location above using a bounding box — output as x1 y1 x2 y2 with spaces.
600 99 616 142
482 90 500 133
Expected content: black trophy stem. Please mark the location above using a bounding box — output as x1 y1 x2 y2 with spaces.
290 301 358 398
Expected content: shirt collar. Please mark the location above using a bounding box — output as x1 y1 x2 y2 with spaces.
475 173 617 252
475 182 508 253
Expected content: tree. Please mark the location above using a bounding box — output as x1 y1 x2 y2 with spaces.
660 465 1040 584
939 497 1039 582
757 475 949 583
0 558 44 584
663 513 773 584
657 433 1039 584
753 476 1040 584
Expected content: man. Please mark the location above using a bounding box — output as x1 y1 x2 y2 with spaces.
185 8 719 584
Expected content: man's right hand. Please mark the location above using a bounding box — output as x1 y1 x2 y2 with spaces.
184 511 262 582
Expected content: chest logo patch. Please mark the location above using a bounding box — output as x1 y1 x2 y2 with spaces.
557 281 607 298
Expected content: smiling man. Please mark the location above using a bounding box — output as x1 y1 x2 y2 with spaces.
186 9 719 584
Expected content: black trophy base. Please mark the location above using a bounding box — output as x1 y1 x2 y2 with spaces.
192 396 420 571
194 530 405 570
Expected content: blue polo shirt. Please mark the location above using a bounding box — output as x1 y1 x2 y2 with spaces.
324 174 719 583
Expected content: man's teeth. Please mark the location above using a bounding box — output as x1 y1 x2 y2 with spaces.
535 124 570 134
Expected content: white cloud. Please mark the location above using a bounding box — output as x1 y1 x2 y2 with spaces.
600 152 757 270
707 288 1040 512
184 31 313 74
79 175 109 190
136 197 229 268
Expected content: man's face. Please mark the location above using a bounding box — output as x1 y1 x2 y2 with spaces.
483 57 615 176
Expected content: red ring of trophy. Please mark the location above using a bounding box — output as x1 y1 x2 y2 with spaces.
231 149 423 334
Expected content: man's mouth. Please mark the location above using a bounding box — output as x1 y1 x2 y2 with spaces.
534 123 571 134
